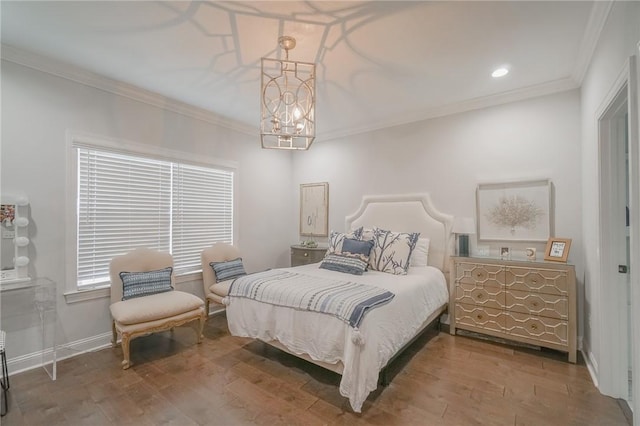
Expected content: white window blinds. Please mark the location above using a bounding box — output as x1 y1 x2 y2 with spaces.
77 147 233 288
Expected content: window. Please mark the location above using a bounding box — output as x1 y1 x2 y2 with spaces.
72 140 234 290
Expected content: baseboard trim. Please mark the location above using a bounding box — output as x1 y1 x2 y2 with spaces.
7 332 113 378
583 348 600 388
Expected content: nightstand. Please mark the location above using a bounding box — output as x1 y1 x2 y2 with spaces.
290 245 327 266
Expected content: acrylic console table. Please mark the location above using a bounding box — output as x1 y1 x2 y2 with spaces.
0 277 57 380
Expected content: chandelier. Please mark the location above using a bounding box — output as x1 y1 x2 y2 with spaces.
260 36 316 150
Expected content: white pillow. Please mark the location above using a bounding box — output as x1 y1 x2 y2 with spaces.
409 237 430 267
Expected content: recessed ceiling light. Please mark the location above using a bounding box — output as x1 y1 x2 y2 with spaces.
492 67 509 78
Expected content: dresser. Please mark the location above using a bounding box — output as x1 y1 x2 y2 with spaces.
450 256 576 363
290 245 327 266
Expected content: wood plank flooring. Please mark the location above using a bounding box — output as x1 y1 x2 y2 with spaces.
1 313 630 425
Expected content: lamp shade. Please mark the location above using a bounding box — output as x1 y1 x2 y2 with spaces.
453 217 476 234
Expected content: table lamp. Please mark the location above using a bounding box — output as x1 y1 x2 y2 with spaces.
453 217 476 257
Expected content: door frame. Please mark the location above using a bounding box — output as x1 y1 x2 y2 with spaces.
597 54 639 409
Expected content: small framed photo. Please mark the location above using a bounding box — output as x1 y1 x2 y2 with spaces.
525 247 537 261
500 246 511 260
544 238 572 262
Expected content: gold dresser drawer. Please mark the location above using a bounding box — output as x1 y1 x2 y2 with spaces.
504 266 568 295
455 262 503 288
290 245 327 267
505 311 568 346
454 304 505 334
455 283 505 310
505 289 568 320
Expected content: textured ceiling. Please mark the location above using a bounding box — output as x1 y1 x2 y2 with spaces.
1 1 600 139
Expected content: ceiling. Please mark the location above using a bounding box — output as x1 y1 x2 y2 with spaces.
1 1 603 140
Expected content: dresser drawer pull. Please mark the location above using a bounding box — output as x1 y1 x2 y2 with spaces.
531 324 538 330
532 302 539 307
476 314 484 320
476 293 484 299
304 252 308 257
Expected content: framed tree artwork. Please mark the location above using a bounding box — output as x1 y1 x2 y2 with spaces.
476 179 553 242
300 182 329 237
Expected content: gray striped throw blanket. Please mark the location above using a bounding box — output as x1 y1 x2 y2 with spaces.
227 269 395 330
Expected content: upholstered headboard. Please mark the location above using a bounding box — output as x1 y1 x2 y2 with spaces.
345 193 454 273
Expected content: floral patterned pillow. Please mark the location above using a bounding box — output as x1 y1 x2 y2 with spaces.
369 227 420 275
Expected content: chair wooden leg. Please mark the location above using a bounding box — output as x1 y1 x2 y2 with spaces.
1 349 8 417
111 321 118 348
196 314 205 343
205 300 210 320
121 333 132 370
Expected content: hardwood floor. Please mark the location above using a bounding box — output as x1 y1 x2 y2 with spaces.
1 313 630 425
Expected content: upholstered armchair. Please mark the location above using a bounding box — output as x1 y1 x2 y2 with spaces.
109 248 206 369
201 243 242 315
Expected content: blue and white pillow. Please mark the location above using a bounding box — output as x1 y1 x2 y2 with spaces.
319 253 369 275
369 228 420 275
210 258 247 282
327 227 363 255
120 267 173 300
341 238 374 263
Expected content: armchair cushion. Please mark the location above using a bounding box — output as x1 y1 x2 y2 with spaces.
120 266 173 300
208 279 233 298
110 290 203 326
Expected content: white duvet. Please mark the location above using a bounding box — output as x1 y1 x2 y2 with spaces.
225 263 448 412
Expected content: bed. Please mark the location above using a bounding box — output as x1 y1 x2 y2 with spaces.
224 193 454 412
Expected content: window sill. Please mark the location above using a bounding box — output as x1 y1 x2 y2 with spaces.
64 286 110 304
64 271 204 304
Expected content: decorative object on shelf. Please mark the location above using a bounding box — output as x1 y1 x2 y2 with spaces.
260 35 316 150
301 240 318 248
525 247 537 261
453 217 475 257
500 246 511 260
476 179 552 242
544 237 571 262
300 182 329 237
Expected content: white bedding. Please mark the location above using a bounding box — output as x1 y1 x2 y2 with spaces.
225 263 448 412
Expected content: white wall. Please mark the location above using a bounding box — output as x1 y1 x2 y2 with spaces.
292 89 583 331
0 60 295 360
580 0 640 396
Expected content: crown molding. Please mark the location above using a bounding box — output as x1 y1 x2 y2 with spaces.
571 1 614 85
0 44 256 137
319 77 579 142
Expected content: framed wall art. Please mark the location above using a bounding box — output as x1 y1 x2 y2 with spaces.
300 182 329 237
476 179 553 242
544 237 571 262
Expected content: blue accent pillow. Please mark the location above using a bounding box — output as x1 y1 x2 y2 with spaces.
210 258 247 282
319 253 368 275
342 238 374 258
327 227 363 254
120 267 173 300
